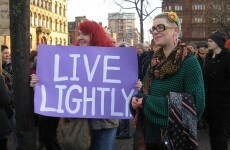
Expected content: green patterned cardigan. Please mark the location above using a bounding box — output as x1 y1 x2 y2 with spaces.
130 56 205 144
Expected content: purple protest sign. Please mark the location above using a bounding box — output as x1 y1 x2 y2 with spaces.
34 45 138 119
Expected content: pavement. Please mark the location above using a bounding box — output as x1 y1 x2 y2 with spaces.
115 128 211 150
8 122 229 150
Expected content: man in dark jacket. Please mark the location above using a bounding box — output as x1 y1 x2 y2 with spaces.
204 31 230 150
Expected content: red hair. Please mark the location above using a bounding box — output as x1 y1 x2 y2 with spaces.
75 20 114 47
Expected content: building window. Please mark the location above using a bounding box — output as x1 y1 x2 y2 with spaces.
175 5 182 11
42 15 45 27
59 21 62 32
40 0 43 7
63 22 66 33
192 4 205 10
192 17 204 23
179 18 183 24
164 6 167 11
55 19 58 31
50 18 52 30
34 13 37 26
49 2 52 11
46 16 49 28
33 0 36 5
63 6 66 17
168 6 172 11
55 2 58 13
38 14 41 27
59 4 62 15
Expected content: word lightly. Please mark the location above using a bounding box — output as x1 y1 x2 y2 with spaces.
54 54 121 84
40 84 134 117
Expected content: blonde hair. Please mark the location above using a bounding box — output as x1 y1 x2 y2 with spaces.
153 12 182 37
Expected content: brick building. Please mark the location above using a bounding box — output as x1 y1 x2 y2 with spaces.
30 0 68 49
68 16 87 45
162 0 229 43
108 13 138 46
2 0 68 50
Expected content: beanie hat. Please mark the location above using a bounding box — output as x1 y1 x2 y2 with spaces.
187 43 197 49
197 41 208 49
208 31 226 50
226 39 230 49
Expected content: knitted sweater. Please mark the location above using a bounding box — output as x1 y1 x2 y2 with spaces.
131 56 205 144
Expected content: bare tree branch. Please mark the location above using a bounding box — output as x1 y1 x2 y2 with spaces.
200 0 230 37
113 0 161 42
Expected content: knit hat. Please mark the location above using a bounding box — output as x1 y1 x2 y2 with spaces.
187 43 197 49
208 31 227 50
197 41 208 49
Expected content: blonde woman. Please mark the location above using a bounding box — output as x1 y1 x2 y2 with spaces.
130 12 205 149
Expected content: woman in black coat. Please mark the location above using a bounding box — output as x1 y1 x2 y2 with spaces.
0 74 12 150
203 31 230 150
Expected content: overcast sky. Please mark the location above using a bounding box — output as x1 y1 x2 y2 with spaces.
67 0 162 42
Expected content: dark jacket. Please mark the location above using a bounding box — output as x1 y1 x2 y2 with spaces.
138 53 147 81
0 75 12 139
141 51 154 79
203 50 230 118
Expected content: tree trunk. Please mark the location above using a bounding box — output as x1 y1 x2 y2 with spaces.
9 0 36 149
140 0 144 43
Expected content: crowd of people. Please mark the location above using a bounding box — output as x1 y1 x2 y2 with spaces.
1 11 230 150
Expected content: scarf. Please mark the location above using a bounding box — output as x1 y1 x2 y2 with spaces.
143 45 190 95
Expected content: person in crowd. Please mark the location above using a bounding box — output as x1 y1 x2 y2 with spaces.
31 20 138 150
143 43 150 52
29 50 37 75
1 45 18 150
196 41 208 130
203 31 230 150
116 43 131 139
130 11 205 150
187 42 198 55
141 39 161 79
135 43 147 81
196 41 208 68
0 74 12 150
28 50 60 150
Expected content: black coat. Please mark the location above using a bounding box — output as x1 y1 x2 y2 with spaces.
203 50 230 118
0 75 11 139
138 53 147 81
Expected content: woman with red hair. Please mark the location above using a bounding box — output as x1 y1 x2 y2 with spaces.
75 20 115 47
31 20 121 150
75 20 118 150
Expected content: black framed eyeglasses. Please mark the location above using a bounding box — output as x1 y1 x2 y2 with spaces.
149 24 177 34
